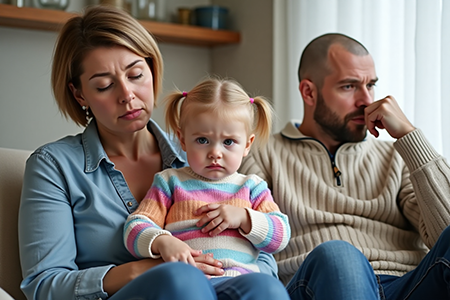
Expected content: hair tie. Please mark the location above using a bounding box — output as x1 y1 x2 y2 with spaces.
250 98 254 104
182 91 188 97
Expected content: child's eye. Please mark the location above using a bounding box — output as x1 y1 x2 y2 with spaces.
196 137 208 144
223 139 235 146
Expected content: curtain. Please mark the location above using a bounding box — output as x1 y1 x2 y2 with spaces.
273 0 450 158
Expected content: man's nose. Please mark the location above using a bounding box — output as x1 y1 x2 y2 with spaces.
355 86 373 108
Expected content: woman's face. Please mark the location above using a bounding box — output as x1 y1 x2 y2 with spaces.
71 46 154 136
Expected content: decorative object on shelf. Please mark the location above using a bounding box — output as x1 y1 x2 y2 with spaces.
99 0 130 12
11 0 68 9
194 5 228 30
177 7 191 25
33 0 69 10
10 0 32 7
130 0 166 21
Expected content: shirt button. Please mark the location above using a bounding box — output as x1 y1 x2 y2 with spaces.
127 201 133 207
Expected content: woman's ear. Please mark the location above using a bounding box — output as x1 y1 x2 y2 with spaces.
299 79 317 107
176 129 187 152
69 82 86 107
243 134 255 157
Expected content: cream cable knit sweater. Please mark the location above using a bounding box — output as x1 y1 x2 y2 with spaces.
239 120 450 285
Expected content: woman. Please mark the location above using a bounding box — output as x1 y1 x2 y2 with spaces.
18 5 285 300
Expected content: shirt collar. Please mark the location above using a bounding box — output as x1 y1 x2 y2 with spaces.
280 120 308 140
146 119 186 169
81 119 186 173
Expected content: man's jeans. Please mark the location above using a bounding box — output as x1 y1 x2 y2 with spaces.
286 226 450 300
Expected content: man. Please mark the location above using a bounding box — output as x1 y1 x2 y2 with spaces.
239 33 450 299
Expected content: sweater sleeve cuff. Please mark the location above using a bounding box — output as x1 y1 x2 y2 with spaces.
137 229 172 259
239 208 268 244
394 128 440 172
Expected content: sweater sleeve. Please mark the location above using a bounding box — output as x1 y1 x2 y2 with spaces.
239 178 290 254
123 174 172 258
394 128 450 248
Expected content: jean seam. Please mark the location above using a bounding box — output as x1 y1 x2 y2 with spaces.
403 257 450 300
376 275 385 300
287 279 315 300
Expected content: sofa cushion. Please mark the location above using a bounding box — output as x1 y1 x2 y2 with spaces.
0 148 31 300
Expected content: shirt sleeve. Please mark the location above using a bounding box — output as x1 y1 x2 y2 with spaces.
19 152 111 300
239 178 291 254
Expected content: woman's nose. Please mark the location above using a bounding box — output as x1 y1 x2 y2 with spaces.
119 83 135 104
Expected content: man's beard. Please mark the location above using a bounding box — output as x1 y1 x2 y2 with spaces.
313 92 367 143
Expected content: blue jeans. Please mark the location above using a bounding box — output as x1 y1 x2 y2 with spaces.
110 262 289 300
286 225 450 300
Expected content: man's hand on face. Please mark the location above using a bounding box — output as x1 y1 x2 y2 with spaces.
364 95 416 139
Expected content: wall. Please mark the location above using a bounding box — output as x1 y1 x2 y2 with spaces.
0 0 273 151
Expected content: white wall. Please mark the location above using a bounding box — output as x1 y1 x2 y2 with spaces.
0 0 273 151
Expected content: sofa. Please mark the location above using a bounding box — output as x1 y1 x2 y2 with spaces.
0 147 32 300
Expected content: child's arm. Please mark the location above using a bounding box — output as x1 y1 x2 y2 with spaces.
195 178 290 254
123 174 172 258
242 179 291 254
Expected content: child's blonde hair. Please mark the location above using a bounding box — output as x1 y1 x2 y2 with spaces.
164 77 273 147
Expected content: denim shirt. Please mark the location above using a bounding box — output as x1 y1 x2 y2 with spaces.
18 120 277 300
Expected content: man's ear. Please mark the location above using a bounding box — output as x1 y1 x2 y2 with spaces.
299 79 318 107
176 129 187 152
69 82 86 107
243 134 255 157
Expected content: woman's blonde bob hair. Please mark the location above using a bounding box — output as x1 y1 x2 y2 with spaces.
51 5 163 127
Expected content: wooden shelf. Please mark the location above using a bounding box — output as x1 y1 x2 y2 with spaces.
0 4 241 47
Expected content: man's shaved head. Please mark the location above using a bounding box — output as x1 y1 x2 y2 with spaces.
298 33 369 87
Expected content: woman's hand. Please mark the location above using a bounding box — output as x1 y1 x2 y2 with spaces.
103 258 164 296
193 253 225 278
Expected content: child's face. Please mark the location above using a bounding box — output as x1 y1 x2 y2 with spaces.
177 111 254 180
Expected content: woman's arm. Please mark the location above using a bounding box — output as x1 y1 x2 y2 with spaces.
19 152 111 300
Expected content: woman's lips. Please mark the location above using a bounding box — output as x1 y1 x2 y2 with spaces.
120 109 142 120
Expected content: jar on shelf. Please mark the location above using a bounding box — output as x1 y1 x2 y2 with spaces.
130 0 166 22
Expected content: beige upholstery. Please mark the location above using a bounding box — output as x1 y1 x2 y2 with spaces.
0 148 32 300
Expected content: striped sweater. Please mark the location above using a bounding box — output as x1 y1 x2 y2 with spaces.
124 167 290 277
239 120 450 285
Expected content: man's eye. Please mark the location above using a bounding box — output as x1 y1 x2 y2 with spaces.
342 84 354 90
196 137 208 144
224 139 234 146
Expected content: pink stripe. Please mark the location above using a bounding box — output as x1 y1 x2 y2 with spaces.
260 216 284 253
252 189 273 207
126 222 153 257
172 186 250 204
173 228 244 241
145 187 172 209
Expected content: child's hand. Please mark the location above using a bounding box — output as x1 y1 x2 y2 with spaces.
152 235 201 266
195 204 251 236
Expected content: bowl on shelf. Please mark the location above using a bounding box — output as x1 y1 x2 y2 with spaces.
194 5 228 30
33 0 69 10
